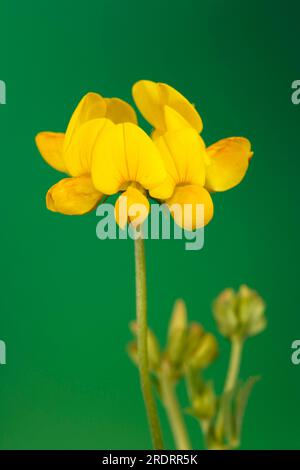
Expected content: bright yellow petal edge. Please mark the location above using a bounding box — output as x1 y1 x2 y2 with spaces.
46 175 103 215
63 92 137 153
35 132 66 173
205 137 253 192
132 80 203 133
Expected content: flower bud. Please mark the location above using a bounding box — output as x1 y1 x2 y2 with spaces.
238 285 266 337
128 322 161 371
193 382 217 420
183 322 205 362
213 285 266 340
213 288 238 337
167 299 188 367
187 332 218 369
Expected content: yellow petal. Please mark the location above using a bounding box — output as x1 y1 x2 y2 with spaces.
132 80 203 132
167 185 214 230
163 105 192 131
149 175 175 200
63 118 114 177
92 122 167 195
64 93 107 152
104 98 137 124
114 187 150 228
151 107 199 138
35 132 66 173
205 137 252 192
154 128 206 186
46 175 102 215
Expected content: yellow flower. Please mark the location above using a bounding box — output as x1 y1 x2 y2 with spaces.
132 80 253 229
132 80 203 136
37 83 253 230
35 92 137 215
152 127 214 230
91 122 172 228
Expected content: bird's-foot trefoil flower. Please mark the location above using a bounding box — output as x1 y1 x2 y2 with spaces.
152 126 214 230
35 92 137 215
132 80 253 229
91 121 173 228
36 82 258 451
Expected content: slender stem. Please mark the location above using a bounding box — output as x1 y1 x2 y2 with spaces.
214 337 243 443
224 337 243 394
134 236 164 450
160 364 191 450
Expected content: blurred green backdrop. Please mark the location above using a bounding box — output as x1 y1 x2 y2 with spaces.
0 0 299 450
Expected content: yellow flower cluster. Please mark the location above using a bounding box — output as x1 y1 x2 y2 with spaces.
36 81 253 230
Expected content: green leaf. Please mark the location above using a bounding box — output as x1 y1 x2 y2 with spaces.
234 376 260 443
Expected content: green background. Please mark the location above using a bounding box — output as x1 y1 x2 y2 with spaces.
0 0 299 450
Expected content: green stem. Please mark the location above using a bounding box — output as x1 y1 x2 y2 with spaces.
224 338 243 394
160 364 191 450
214 337 243 443
134 237 164 450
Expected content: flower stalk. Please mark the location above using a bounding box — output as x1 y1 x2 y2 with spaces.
214 337 243 444
159 362 191 450
134 236 164 450
224 338 243 394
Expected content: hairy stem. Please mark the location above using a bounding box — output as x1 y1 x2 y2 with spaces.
134 236 164 450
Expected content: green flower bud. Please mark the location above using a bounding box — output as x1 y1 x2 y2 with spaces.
167 299 188 367
238 285 266 337
193 382 217 420
183 322 205 362
128 322 161 371
213 285 266 340
187 332 218 370
212 288 238 337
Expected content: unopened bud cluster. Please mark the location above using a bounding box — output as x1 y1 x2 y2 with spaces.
128 285 267 450
128 299 218 380
213 285 266 340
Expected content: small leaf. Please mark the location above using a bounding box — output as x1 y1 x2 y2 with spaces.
234 376 260 443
